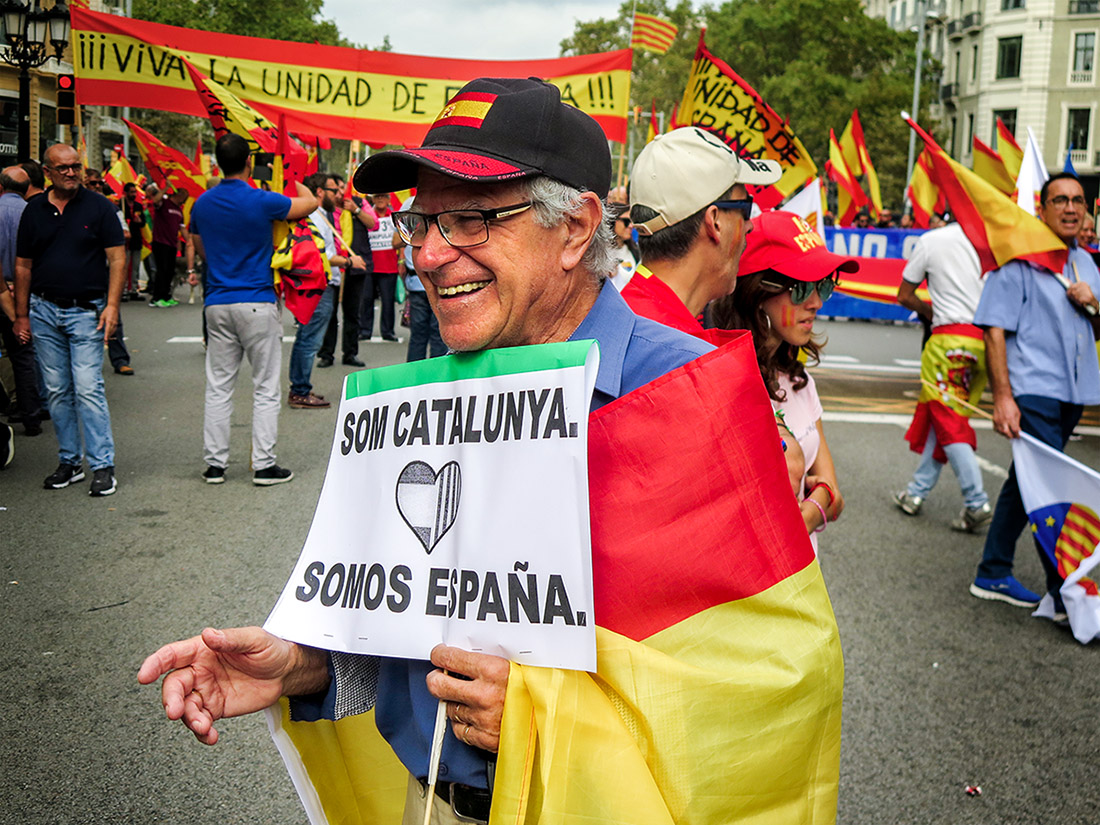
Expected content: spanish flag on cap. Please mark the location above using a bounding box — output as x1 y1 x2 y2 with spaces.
430 92 497 131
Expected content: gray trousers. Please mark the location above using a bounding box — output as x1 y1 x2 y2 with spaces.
203 302 282 471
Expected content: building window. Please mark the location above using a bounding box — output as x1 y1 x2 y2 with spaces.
954 50 962 83
997 36 1023 78
950 116 958 157
1071 32 1095 83
901 0 907 25
993 109 1018 142
1001 0 1024 8
1067 108 1091 151
971 44 979 81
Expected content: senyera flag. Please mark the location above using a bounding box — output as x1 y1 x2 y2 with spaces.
71 6 631 145
123 119 206 222
906 117 1067 274
677 35 817 210
266 334 844 825
631 11 679 53
1013 433 1100 644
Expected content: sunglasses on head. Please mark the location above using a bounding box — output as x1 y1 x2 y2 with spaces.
760 272 839 304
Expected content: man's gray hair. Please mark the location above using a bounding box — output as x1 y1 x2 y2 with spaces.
523 177 615 279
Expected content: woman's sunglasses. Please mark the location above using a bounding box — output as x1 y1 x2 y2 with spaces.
760 272 839 304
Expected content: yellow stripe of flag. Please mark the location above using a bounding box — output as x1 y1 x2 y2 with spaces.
631 12 678 53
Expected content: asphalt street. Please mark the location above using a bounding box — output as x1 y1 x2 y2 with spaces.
1 299 1098 825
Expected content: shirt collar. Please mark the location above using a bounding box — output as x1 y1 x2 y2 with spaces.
569 280 633 400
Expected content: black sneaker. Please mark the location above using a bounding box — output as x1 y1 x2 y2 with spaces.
253 465 294 486
89 467 117 496
44 463 85 489
203 465 226 484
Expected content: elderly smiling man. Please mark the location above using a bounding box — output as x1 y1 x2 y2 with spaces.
139 78 842 825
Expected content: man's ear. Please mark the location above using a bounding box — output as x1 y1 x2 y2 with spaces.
559 192 604 272
701 205 724 245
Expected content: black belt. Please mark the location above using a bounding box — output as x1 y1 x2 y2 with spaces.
432 780 491 823
33 291 104 311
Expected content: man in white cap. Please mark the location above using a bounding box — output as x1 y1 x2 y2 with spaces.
622 126 781 342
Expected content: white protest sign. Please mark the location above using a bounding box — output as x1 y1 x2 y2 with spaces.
265 340 600 672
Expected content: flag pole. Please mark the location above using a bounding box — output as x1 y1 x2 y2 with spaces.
918 378 993 420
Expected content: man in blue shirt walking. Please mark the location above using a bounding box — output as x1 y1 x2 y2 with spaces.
970 172 1100 611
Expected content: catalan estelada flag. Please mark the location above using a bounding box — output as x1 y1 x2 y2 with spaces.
972 136 1015 196
838 110 882 219
1014 433 1100 644
996 117 1024 180
826 128 867 226
906 117 1067 274
267 335 844 824
631 12 678 53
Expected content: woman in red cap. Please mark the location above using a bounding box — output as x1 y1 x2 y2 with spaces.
712 211 854 548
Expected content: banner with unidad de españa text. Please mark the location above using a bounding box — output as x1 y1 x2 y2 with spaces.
265 341 601 672
72 7 631 145
677 37 817 208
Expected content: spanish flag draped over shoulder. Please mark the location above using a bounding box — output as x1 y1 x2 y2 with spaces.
268 335 844 825
907 118 1067 274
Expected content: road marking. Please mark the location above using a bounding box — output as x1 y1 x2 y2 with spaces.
894 358 921 368
976 455 1008 479
821 354 859 363
166 335 405 344
815 361 921 375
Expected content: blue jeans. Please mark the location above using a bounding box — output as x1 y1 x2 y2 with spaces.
29 294 115 469
406 291 446 361
907 430 988 509
977 395 1083 591
289 288 335 397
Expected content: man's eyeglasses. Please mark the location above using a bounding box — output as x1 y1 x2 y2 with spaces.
47 163 83 175
394 202 533 249
323 187 340 194
761 272 839 304
711 197 754 221
1046 195 1087 209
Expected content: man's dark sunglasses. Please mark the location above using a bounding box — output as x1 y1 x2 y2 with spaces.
711 197 754 221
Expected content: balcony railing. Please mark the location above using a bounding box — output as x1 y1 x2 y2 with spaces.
963 11 982 30
946 19 963 38
1069 0 1099 13
1070 69 1094 83
1070 149 1089 165
940 83 959 100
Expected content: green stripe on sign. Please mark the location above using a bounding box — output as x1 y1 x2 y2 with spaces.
345 339 598 400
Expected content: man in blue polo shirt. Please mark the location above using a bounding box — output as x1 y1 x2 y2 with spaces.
970 172 1100 611
188 133 315 486
12 144 125 496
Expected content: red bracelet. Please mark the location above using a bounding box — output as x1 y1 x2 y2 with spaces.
809 481 835 509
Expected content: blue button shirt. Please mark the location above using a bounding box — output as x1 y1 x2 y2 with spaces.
973 245 1100 405
295 281 712 789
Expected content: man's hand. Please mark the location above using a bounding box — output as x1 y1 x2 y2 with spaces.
96 304 119 342
12 316 29 342
1066 281 1098 312
992 394 1021 439
426 645 509 754
137 626 328 745
349 253 366 270
342 197 356 212
187 271 201 287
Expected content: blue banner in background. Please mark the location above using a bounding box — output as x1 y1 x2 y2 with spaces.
820 227 925 322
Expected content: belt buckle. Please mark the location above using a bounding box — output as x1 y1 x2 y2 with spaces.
448 782 490 824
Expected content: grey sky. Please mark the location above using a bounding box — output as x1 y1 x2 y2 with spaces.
321 0 627 59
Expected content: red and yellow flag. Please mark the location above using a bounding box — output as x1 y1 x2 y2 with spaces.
677 36 817 209
996 118 1024 180
838 109 882 219
631 12 678 53
826 128 867 227
972 136 1015 196
907 149 944 229
268 336 844 825
104 153 139 198
184 59 280 152
907 118 1067 274
124 119 206 222
645 100 658 143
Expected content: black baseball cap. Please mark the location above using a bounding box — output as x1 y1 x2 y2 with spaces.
354 77 612 198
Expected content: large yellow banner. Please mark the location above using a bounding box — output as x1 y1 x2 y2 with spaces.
73 8 632 145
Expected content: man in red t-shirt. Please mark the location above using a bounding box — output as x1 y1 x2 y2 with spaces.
148 186 190 307
359 192 400 342
621 127 780 342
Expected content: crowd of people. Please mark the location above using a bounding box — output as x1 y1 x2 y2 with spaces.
0 74 1097 823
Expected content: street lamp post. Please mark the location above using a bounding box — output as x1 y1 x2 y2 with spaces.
904 0 927 212
0 0 70 160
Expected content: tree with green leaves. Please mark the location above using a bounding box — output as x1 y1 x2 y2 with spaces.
562 0 941 210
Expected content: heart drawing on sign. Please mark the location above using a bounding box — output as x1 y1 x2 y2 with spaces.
395 460 462 554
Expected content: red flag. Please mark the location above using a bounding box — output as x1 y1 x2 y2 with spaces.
124 119 207 221
906 118 1067 274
